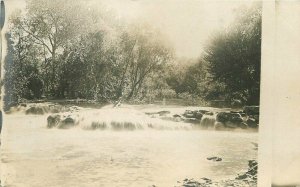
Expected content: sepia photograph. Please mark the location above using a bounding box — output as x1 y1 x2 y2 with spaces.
0 0 263 186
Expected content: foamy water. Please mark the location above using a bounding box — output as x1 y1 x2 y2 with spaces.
1 110 258 187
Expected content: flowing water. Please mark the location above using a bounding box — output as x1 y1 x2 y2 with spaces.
1 107 258 187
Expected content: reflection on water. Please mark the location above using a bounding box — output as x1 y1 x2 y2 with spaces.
2 115 258 187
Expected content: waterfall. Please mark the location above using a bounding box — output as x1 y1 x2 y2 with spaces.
200 115 216 129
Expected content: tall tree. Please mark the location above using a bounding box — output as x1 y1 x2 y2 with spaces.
204 3 262 105
14 0 92 96
120 24 173 100
4 10 43 107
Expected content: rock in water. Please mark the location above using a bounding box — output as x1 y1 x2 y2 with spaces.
207 156 222 162
216 112 230 123
194 111 203 120
47 114 61 128
25 106 44 115
204 111 214 116
183 110 203 120
157 110 171 116
230 113 243 124
246 118 258 128
216 112 244 128
239 122 248 129
236 160 257 181
57 114 79 129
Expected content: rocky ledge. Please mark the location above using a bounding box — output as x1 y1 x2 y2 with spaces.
174 160 257 187
145 106 259 130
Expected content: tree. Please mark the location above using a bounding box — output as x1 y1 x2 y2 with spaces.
4 10 44 108
58 30 120 101
166 58 210 99
204 3 262 105
117 23 174 101
13 0 93 96
5 1 174 106
166 58 191 95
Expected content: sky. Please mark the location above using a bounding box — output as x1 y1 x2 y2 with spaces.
98 0 257 58
5 0 256 58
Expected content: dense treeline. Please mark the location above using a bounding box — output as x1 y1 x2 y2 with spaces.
4 0 261 108
205 5 261 105
166 4 261 106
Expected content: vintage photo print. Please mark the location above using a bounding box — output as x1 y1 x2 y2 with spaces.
1 0 287 186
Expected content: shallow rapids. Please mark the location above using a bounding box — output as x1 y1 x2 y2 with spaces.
1 111 258 187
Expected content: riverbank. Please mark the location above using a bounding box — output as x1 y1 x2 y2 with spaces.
174 160 257 187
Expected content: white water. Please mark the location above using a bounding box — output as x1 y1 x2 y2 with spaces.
1 111 258 187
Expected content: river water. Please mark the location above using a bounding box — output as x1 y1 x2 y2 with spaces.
1 111 258 187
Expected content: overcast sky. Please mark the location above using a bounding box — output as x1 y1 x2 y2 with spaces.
5 0 256 58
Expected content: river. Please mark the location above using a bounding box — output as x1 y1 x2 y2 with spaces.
1 106 258 187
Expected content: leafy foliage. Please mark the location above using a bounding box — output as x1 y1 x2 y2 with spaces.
4 1 261 108
5 1 173 107
204 3 262 105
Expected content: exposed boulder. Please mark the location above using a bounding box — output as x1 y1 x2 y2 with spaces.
9 103 80 115
145 110 171 117
172 114 184 122
161 115 183 122
47 114 61 128
252 115 259 123
183 110 194 118
204 111 214 116
25 106 44 115
176 160 257 187
157 111 171 116
199 110 209 114
230 113 243 124
216 112 231 123
236 160 257 181
183 110 203 120
216 112 244 128
194 111 204 120
57 114 79 129
181 178 202 187
246 118 258 128
245 114 259 128
239 122 248 129
184 118 201 124
47 113 79 129
207 156 222 162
